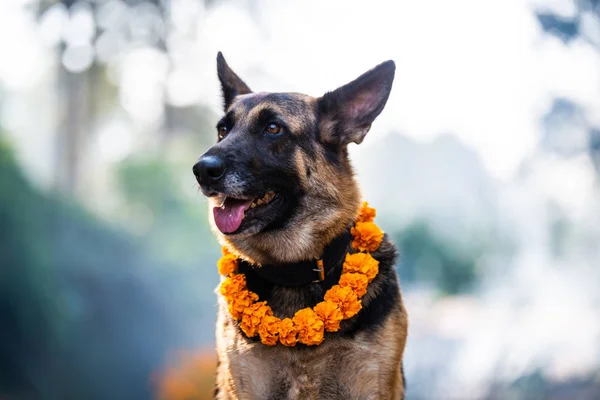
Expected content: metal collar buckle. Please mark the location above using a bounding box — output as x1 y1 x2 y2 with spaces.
312 259 325 283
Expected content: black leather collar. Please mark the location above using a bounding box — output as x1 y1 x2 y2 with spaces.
242 229 352 287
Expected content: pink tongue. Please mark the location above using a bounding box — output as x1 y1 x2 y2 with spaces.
213 199 253 233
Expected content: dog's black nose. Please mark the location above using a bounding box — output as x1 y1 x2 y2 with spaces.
193 155 226 183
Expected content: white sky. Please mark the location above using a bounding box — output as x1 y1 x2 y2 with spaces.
0 0 598 182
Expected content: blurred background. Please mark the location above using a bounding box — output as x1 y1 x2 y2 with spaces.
0 0 599 398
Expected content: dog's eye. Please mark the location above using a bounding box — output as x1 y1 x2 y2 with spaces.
217 126 228 140
265 123 282 135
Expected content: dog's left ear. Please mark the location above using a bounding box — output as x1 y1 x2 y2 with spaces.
217 52 252 111
317 60 395 146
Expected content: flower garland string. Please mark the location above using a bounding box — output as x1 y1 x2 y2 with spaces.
218 202 384 347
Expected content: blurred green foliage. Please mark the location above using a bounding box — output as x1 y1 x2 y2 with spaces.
0 138 214 399
0 138 62 393
392 222 480 294
116 156 215 266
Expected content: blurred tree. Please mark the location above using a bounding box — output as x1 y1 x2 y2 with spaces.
487 369 600 400
535 1 600 176
392 222 480 295
0 137 205 399
36 0 220 195
0 139 61 396
115 156 216 266
535 0 599 46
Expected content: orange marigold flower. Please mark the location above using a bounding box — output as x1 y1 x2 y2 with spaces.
351 221 384 252
228 290 259 320
356 201 376 223
314 300 344 332
278 318 298 347
219 274 247 298
240 301 272 337
292 308 324 346
258 315 281 346
221 246 233 256
339 272 369 298
217 254 238 276
324 285 362 319
342 252 380 282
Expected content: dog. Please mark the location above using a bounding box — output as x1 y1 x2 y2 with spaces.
193 52 408 399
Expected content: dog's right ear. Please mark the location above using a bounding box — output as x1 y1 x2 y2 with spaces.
317 60 395 147
217 52 252 111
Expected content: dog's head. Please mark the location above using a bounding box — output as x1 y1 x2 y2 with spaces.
193 52 395 264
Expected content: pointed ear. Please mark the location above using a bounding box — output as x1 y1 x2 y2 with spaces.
317 60 395 146
216 52 252 111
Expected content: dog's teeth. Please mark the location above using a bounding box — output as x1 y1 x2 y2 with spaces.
262 192 274 204
250 202 256 208
256 199 264 205
214 194 227 208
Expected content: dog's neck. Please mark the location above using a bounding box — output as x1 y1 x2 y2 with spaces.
244 228 352 286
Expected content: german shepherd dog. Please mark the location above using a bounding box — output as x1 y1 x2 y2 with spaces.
193 53 408 399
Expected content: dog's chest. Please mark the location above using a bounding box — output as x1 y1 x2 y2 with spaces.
216 301 390 400
224 336 352 399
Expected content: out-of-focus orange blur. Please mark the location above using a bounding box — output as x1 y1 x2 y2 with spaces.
154 349 217 400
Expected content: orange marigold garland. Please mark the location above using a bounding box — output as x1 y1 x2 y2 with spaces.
217 254 238 276
351 221 384 252
342 252 379 282
293 308 325 346
258 315 281 346
220 274 246 297
339 272 369 297
356 201 376 223
228 290 258 320
217 201 384 346
240 301 272 337
313 300 344 332
323 285 362 319
278 318 298 347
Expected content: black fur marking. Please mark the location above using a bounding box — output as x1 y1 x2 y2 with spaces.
217 52 252 111
255 109 281 132
233 93 264 111
296 131 317 159
261 191 303 233
216 112 235 130
216 112 235 142
321 140 343 167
